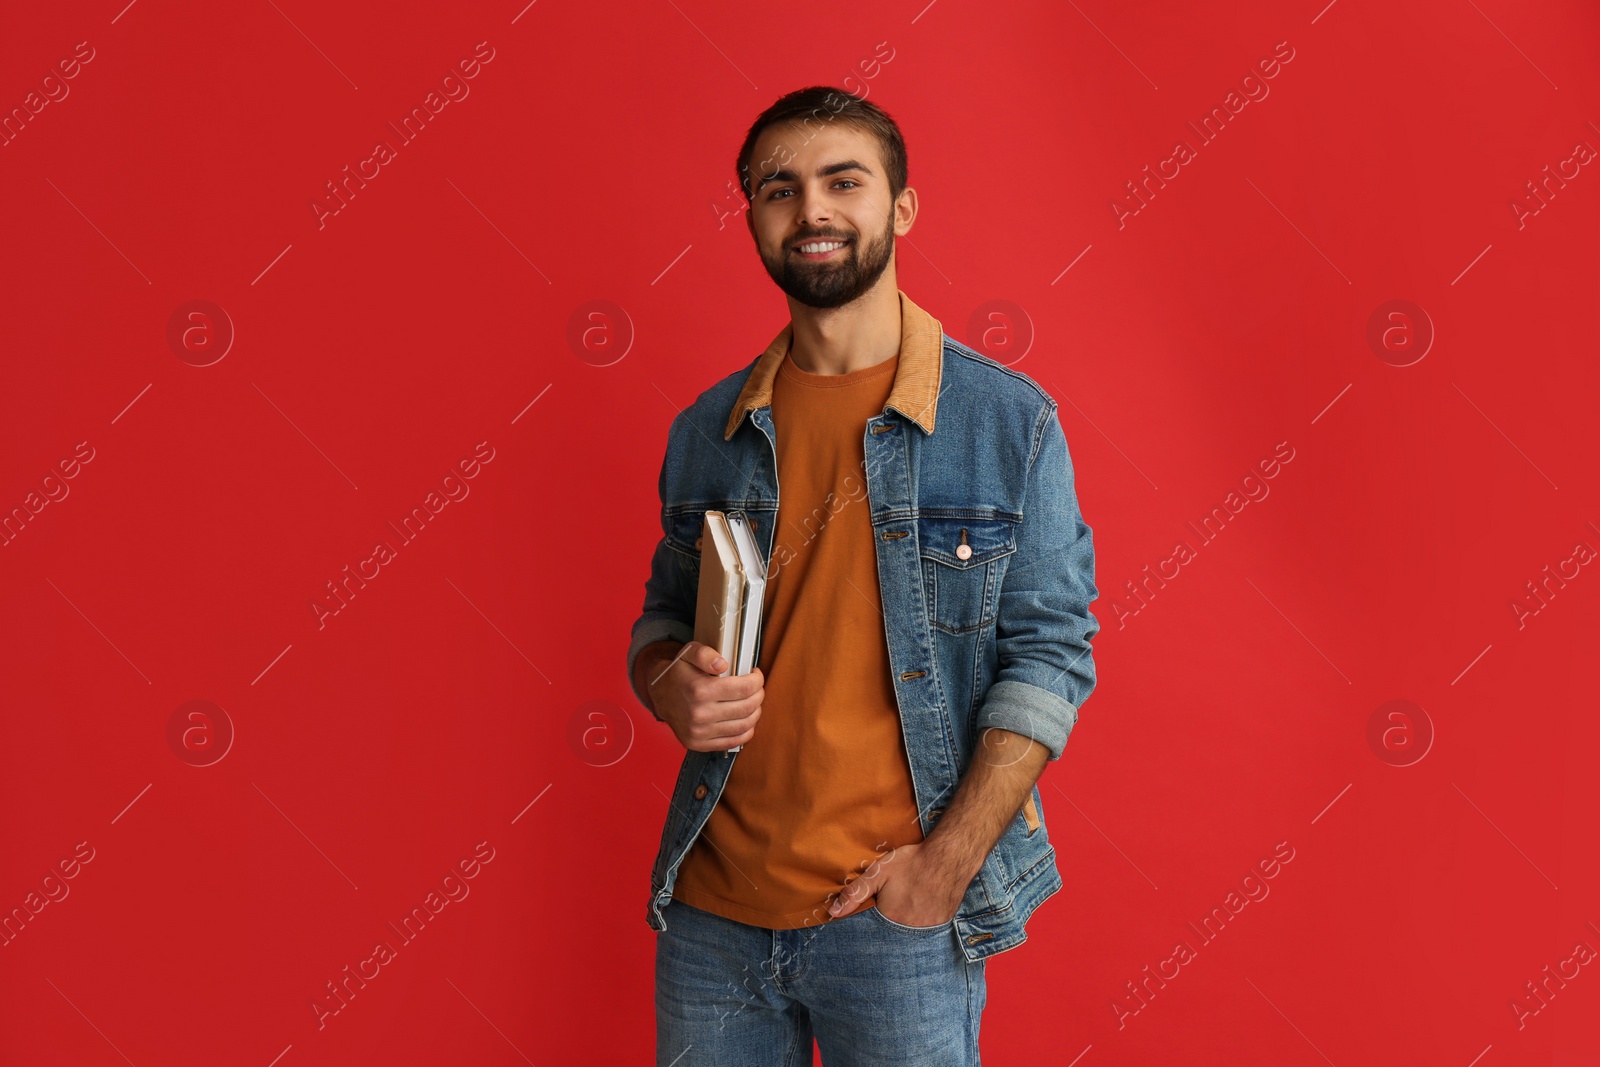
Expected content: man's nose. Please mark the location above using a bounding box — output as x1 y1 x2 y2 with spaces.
795 185 831 225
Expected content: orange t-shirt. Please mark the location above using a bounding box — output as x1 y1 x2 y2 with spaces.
670 349 926 929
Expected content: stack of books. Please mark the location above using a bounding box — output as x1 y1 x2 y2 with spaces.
693 509 768 753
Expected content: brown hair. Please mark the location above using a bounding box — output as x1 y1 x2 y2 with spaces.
735 86 908 205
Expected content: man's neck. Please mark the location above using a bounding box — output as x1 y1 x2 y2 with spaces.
785 282 902 376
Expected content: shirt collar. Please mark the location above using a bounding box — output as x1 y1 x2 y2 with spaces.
722 288 944 441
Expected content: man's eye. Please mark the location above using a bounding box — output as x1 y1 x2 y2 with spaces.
769 181 856 199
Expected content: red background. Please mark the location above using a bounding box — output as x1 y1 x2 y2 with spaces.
2 0 1597 1064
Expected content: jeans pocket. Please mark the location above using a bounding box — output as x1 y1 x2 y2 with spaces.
866 905 951 935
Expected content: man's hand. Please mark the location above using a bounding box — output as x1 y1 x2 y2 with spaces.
827 841 964 927
640 640 764 752
826 728 1051 928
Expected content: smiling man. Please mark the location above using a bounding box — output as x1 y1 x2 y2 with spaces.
628 86 1100 1066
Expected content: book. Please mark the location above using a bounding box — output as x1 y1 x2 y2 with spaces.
725 511 768 675
693 511 744 678
693 510 768 753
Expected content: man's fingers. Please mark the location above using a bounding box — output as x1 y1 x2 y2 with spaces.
694 668 764 706
713 667 765 699
697 710 758 752
720 724 756 750
722 686 765 721
704 701 760 740
689 697 760 749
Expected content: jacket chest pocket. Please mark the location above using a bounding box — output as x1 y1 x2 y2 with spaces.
917 515 1018 634
665 508 705 563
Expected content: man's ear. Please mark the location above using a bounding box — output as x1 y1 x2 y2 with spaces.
894 186 918 236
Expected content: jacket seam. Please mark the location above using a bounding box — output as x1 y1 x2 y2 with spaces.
942 336 1059 409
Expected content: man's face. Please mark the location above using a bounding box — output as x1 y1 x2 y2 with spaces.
744 121 911 310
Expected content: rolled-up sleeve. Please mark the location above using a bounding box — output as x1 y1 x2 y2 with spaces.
974 401 1099 761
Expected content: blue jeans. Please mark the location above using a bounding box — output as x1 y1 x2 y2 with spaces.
656 898 988 1066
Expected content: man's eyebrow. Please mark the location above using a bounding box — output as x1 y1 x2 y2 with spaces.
755 160 875 192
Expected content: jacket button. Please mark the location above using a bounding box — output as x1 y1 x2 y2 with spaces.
956 543 972 560
693 784 708 800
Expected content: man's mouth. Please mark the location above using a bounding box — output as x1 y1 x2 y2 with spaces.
793 238 850 260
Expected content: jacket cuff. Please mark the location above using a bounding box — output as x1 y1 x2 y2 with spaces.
974 679 1079 762
627 617 694 717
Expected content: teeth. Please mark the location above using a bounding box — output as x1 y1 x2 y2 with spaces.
798 241 845 253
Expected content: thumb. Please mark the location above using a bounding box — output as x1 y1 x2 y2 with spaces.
828 871 880 917
691 641 728 675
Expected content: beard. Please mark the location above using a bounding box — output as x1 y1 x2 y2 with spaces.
759 213 895 310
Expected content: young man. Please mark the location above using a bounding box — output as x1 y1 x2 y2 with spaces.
626 87 1099 1066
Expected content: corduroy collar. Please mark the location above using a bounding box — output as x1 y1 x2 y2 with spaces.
722 288 944 441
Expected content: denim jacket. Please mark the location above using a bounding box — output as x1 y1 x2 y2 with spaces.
626 291 1099 962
